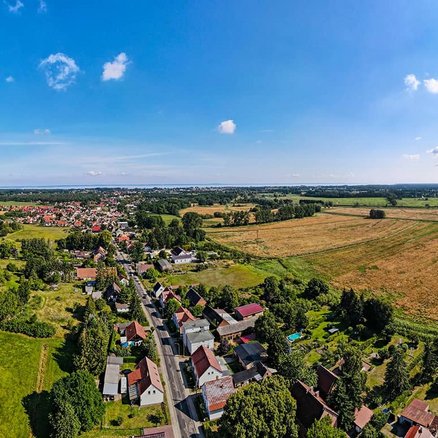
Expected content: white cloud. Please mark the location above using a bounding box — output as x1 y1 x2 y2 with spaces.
39 53 80 91
5 76 14 83
34 128 51 135
218 119 236 135
5 0 23 13
424 78 438 94
86 170 103 176
38 0 47 13
102 52 129 81
415 136 422 141
427 147 438 155
404 74 420 91
402 154 420 160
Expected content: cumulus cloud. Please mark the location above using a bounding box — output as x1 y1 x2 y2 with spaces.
218 119 236 134
5 0 23 13
102 52 129 81
424 78 438 94
86 170 103 176
38 0 47 13
34 128 51 135
402 154 420 160
404 74 420 91
39 53 80 91
5 76 14 83
427 147 438 155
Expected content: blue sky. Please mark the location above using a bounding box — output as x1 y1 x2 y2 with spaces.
1 0 438 186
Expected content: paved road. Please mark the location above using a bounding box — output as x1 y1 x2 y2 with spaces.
117 253 203 438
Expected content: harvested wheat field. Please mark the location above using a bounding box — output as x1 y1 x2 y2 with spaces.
329 227 438 318
327 207 438 222
208 213 420 258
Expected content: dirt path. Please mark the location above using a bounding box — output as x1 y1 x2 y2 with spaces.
36 344 49 393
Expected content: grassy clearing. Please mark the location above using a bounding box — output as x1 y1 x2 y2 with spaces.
0 332 70 438
163 262 268 288
180 203 255 217
82 400 167 438
260 194 438 208
2 224 69 243
0 201 40 207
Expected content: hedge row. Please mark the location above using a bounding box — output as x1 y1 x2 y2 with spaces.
0 319 56 338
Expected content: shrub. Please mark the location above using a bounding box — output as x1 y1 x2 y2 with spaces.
0 319 56 338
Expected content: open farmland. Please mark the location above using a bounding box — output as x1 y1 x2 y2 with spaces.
180 203 255 216
2 224 69 243
207 213 418 257
325 207 438 222
208 213 438 319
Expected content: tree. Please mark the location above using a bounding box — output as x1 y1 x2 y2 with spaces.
307 417 345 438
130 240 144 263
329 346 365 431
219 376 298 438
339 289 364 326
304 278 329 299
268 328 290 366
164 298 180 320
421 337 438 383
369 209 386 219
129 291 146 323
182 212 203 236
254 311 278 343
384 348 410 400
49 400 81 438
50 370 105 433
220 285 239 310
278 350 317 387
364 298 393 332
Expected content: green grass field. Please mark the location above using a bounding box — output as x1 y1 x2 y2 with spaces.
260 193 438 208
164 262 269 288
0 201 40 207
0 333 70 438
2 224 70 243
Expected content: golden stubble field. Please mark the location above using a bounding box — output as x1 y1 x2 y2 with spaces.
326 207 438 222
208 212 438 319
180 203 255 216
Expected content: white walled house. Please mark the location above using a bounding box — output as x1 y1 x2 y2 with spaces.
127 357 164 406
191 345 223 387
182 319 210 344
185 330 215 355
202 376 235 420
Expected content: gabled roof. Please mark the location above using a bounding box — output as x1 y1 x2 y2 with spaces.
405 425 435 438
153 282 164 293
401 399 435 428
234 342 267 367
217 318 256 337
202 376 235 412
191 345 222 377
186 288 207 307
182 318 210 332
76 267 97 279
126 321 147 342
291 380 338 428
317 365 339 398
186 330 214 344
234 303 264 318
174 306 196 326
354 405 373 430
128 356 163 396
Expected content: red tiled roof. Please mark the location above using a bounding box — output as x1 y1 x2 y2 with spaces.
405 425 435 438
401 399 435 428
235 303 264 318
128 357 163 394
91 225 101 232
174 306 195 327
76 267 97 280
203 376 235 412
191 345 222 377
354 405 373 430
126 321 147 342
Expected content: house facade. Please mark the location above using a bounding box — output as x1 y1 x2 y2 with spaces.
202 376 235 420
128 357 164 406
191 345 223 387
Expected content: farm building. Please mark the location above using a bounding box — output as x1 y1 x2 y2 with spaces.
234 303 264 321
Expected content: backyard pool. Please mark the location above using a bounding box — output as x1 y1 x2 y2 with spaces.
287 332 302 342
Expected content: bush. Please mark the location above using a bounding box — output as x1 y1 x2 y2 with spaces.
0 319 56 338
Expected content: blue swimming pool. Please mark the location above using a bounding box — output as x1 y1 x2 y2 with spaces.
287 332 302 342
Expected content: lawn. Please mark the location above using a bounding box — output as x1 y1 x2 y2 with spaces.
82 400 168 438
2 224 70 243
0 201 40 207
163 261 268 288
0 332 70 438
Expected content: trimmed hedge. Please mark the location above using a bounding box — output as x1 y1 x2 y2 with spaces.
0 319 56 338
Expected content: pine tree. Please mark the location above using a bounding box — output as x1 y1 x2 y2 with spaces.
384 348 410 400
